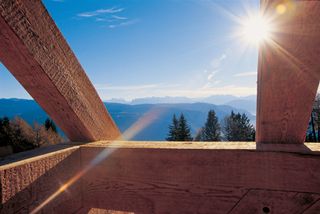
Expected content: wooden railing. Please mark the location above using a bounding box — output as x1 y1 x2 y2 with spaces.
1 0 320 145
1 0 320 213
0 142 319 213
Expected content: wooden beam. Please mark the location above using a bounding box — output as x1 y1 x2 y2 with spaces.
0 146 82 213
257 0 320 143
1 142 320 213
0 0 120 141
80 142 320 213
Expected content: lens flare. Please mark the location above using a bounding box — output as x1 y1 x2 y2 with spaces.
276 4 287 14
30 107 166 214
240 13 273 45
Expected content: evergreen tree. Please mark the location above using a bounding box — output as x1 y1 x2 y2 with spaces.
223 111 255 141
44 118 57 133
202 110 221 141
0 117 11 147
166 114 192 141
307 94 320 142
316 94 320 142
166 114 179 141
177 114 192 141
0 116 63 156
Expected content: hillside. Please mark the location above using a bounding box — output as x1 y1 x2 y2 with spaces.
0 99 255 140
106 95 257 114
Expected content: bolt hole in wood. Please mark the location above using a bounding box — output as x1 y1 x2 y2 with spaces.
262 206 270 213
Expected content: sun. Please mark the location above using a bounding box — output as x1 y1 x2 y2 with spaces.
240 14 273 45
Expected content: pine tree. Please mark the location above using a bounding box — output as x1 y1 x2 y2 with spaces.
166 114 193 141
166 114 179 141
223 111 255 141
177 114 192 141
202 110 221 141
44 118 57 133
0 117 10 147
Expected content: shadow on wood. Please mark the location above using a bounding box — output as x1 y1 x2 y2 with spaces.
1 142 319 214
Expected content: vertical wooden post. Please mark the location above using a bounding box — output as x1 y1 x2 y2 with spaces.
257 0 320 143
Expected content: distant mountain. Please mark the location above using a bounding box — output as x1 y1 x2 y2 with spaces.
106 98 130 104
225 99 256 115
199 95 241 105
0 99 256 141
128 95 240 105
0 99 49 125
130 96 194 105
106 95 257 114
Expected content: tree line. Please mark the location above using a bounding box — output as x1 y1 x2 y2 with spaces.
0 117 63 154
166 110 255 141
306 94 320 142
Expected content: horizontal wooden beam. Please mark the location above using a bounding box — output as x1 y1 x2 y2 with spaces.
1 142 320 213
0 0 120 141
81 142 320 213
0 146 82 213
81 141 320 153
257 0 320 143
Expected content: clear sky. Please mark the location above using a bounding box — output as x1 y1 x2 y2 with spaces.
0 0 260 101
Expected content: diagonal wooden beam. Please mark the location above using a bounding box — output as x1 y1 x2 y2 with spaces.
0 0 120 141
257 0 320 143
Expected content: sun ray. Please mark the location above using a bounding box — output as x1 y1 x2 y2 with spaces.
30 107 166 214
260 39 318 93
30 2 310 213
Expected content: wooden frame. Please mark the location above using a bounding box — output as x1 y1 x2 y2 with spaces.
0 142 319 213
1 0 320 212
0 0 120 142
1 0 320 144
257 0 320 143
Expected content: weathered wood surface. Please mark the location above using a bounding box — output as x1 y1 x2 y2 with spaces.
257 0 320 143
77 208 133 214
0 146 82 214
0 0 120 141
80 142 320 214
83 141 320 154
0 142 319 213
230 189 320 214
304 200 320 214
0 144 80 169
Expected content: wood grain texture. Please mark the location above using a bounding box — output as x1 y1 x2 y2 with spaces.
0 146 82 214
304 199 320 214
257 0 320 143
82 141 320 153
229 189 320 214
88 208 134 214
0 142 319 213
0 0 120 141
80 144 320 213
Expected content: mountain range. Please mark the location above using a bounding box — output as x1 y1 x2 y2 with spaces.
0 98 256 140
107 95 257 114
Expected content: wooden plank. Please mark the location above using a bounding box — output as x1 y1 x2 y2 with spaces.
0 144 80 169
229 189 320 214
304 199 320 214
257 0 320 143
80 142 320 213
82 141 320 153
0 146 82 213
0 142 319 213
0 0 120 141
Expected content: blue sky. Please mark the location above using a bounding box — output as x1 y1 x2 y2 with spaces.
0 0 260 100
